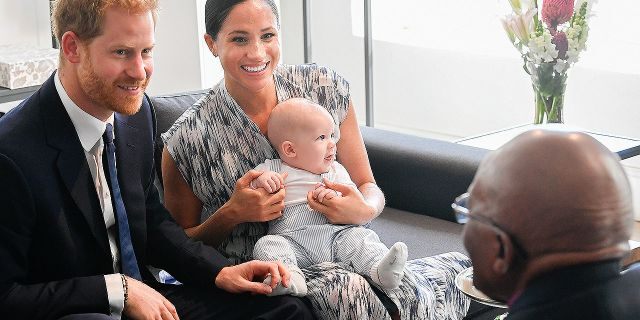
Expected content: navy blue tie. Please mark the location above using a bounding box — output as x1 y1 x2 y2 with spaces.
103 123 142 280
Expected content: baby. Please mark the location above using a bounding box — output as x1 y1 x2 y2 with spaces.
251 98 407 296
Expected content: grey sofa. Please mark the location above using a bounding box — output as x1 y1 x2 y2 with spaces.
150 90 503 319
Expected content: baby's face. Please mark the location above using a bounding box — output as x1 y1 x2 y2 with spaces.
289 111 336 174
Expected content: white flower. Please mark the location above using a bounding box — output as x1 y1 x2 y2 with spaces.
565 48 580 65
501 0 596 81
508 0 522 13
576 0 597 13
520 0 537 11
565 23 589 65
554 59 568 73
528 30 558 63
501 19 517 45
503 8 537 47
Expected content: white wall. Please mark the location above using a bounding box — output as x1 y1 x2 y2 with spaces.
136 0 224 95
280 0 304 65
0 0 52 47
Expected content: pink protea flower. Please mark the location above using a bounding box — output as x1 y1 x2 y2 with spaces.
552 31 568 59
541 0 575 31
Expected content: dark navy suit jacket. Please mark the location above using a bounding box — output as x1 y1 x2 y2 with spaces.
507 260 640 320
0 73 229 319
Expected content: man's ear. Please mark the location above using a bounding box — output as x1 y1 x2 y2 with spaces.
60 31 82 64
204 33 218 57
492 232 516 275
281 141 296 158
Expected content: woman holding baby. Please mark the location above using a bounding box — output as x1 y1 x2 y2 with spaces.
161 0 470 319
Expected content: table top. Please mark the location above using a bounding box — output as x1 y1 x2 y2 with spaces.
0 85 39 103
456 123 640 160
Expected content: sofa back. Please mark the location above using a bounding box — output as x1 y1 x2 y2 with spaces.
362 127 487 221
150 90 208 184
149 91 487 222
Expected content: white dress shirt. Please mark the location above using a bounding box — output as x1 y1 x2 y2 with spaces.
54 72 125 318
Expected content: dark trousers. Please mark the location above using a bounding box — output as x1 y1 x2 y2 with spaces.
58 283 315 320
153 283 314 320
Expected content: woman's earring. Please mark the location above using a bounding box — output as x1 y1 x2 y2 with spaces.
213 53 218 57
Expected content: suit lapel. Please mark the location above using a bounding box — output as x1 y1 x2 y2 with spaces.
40 75 111 255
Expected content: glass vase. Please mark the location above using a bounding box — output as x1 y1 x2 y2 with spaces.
530 62 567 124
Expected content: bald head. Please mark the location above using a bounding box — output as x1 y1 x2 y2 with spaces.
470 130 633 258
267 98 333 156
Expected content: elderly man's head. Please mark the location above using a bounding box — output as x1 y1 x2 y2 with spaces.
462 130 634 302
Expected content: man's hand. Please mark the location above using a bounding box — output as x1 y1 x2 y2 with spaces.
251 171 286 193
123 277 179 320
215 260 290 295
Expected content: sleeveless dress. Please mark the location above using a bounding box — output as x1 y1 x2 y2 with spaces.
162 64 471 319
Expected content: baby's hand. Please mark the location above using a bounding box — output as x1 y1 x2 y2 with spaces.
251 171 285 193
313 183 342 203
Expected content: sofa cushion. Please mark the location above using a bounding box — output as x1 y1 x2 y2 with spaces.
371 207 466 258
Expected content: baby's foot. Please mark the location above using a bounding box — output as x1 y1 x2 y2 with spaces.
370 242 408 290
264 269 308 297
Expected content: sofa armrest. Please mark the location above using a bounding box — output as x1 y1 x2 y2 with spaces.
361 126 488 222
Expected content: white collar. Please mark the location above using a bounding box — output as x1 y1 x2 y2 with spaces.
54 71 114 152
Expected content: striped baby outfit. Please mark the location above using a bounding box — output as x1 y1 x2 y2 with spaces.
252 159 392 278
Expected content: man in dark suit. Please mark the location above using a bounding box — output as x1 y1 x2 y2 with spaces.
0 0 313 319
454 130 640 319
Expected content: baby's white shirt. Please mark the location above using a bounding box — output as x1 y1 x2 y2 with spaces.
254 159 356 205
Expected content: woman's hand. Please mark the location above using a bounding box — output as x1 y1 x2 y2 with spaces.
307 179 375 225
224 170 286 224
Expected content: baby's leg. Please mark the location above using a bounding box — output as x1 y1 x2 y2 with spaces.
253 235 308 296
334 227 408 290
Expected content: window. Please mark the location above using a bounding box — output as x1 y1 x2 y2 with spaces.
307 0 639 141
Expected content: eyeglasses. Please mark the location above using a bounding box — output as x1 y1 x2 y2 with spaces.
452 193 528 260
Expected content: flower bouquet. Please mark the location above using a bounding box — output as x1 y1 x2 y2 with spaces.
502 0 596 124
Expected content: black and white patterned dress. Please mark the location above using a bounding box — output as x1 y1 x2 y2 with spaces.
162 64 471 319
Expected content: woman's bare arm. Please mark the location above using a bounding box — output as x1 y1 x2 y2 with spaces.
162 147 286 247
162 147 238 246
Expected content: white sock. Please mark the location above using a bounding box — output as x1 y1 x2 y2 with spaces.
370 242 408 290
263 267 307 297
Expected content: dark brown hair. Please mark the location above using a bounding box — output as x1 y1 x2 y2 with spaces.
204 0 280 39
